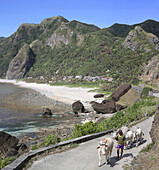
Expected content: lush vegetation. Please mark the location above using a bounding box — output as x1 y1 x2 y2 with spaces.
0 16 159 86
66 96 158 139
31 134 60 150
0 156 17 169
140 87 153 98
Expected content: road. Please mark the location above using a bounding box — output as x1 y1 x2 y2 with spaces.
29 116 153 170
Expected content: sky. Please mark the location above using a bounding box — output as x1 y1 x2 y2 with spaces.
0 0 159 37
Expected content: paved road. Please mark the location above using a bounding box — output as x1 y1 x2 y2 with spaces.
29 116 153 170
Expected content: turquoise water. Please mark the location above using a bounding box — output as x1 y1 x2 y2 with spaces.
0 83 73 137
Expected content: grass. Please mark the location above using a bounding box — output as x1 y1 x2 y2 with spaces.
0 156 18 169
50 82 100 89
140 142 154 153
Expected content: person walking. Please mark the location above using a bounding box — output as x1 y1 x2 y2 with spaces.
114 129 126 160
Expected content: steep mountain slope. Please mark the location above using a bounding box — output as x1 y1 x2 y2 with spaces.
106 19 159 38
0 16 159 83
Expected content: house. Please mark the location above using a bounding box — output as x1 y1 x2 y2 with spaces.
75 75 83 79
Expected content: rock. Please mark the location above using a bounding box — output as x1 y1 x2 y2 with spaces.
93 94 104 98
0 131 27 157
91 100 116 114
123 26 159 52
6 148 19 157
116 103 126 111
72 101 85 114
141 55 159 81
42 108 53 116
17 143 28 155
150 109 159 148
111 84 132 102
6 44 35 80
95 117 106 124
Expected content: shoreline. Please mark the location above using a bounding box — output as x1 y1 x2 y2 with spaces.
0 79 97 106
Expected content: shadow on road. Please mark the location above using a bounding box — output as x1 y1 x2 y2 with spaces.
109 153 133 167
125 139 147 150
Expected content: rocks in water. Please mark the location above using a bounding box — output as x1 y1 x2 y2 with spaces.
6 44 35 80
111 84 132 102
93 94 104 98
42 108 53 116
0 131 27 158
72 100 85 114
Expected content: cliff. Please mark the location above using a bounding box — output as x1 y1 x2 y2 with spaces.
6 44 35 79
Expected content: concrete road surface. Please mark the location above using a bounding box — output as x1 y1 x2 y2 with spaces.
29 116 153 170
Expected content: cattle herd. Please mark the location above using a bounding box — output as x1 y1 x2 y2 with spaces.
97 126 144 167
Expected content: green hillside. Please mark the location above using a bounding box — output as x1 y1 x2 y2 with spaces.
0 16 159 85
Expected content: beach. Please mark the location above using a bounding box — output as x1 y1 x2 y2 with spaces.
0 80 100 147
0 79 97 103
0 79 97 113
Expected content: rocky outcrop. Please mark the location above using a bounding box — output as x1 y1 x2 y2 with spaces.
72 101 85 114
141 55 159 81
111 84 132 102
47 24 83 48
6 44 35 80
123 26 159 51
0 131 27 158
150 108 159 148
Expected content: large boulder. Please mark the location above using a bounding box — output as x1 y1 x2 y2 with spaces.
72 101 85 114
91 100 116 114
116 103 126 111
93 94 104 98
111 84 132 102
6 44 35 80
0 131 27 158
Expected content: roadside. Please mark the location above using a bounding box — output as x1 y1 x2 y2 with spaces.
28 116 153 170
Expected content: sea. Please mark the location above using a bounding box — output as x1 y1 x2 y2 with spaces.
0 83 74 137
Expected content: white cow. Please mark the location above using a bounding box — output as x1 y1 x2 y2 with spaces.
125 130 133 149
97 138 114 167
115 126 133 149
134 127 144 146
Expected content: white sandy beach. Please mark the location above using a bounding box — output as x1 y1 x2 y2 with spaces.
0 79 98 105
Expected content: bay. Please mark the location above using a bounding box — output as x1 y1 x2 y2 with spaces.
0 83 74 137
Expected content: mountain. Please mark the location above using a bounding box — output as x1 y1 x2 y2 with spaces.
0 37 5 41
106 19 159 38
123 26 159 51
0 16 159 84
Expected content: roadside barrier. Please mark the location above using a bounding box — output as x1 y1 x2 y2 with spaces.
2 129 114 170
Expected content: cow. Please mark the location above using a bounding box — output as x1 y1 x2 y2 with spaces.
114 126 133 149
97 138 114 167
134 127 144 147
125 130 133 149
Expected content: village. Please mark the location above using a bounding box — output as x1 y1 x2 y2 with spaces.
30 75 114 83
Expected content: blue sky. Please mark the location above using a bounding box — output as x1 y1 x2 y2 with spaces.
1 0 159 37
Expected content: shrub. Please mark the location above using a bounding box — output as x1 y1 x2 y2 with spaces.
68 96 158 140
39 134 61 147
140 87 153 98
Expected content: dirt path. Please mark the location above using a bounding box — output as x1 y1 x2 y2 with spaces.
29 116 154 170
